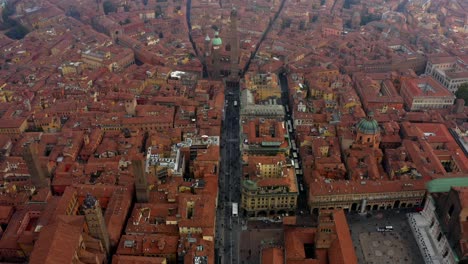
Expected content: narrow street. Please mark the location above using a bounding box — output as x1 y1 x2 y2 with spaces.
205 0 288 262
279 73 309 214
216 82 242 264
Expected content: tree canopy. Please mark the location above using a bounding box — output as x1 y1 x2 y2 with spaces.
5 24 29 40
103 1 117 15
455 83 468 106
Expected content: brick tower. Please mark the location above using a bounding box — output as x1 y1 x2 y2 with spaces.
23 143 48 188
82 194 110 255
133 159 149 203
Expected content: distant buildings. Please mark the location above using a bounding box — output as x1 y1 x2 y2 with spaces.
400 76 456 111
425 56 468 93
0 0 466 262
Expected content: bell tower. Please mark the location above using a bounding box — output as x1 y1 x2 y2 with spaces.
211 31 222 79
133 159 149 203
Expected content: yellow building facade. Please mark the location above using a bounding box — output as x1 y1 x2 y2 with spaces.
241 165 298 218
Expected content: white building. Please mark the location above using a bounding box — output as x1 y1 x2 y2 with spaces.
407 196 457 264
425 56 468 93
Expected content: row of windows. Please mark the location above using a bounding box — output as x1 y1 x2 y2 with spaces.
413 99 453 103
248 199 295 205
314 191 424 202
247 204 295 209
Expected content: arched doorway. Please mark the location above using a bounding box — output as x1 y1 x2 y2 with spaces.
407 203 413 208
269 210 276 216
366 205 371 211
386 205 392 209
328 207 334 210
394 200 400 208
372 205 378 210
401 203 407 208
278 210 287 216
351 203 358 211
312 208 319 214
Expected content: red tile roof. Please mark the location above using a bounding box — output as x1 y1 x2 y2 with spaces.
262 247 284 264
29 215 85 264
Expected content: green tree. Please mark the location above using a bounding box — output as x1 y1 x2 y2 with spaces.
119 18 131 25
66 6 81 19
155 5 163 17
5 24 29 40
310 15 318 23
103 1 117 15
360 14 381 25
299 20 306 30
455 83 468 106
281 18 292 29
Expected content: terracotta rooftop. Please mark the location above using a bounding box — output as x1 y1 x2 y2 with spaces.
29 215 85 264
262 247 284 264
112 255 167 264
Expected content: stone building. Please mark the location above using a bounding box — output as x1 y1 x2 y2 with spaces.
241 155 298 218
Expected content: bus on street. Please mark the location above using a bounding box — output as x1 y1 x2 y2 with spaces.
232 202 238 217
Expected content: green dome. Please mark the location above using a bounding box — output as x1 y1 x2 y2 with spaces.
243 180 257 190
356 117 379 135
212 31 222 46
212 37 222 46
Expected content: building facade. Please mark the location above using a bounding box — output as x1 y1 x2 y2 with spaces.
408 195 457 264
425 56 468 93
400 76 455 111
310 187 426 214
241 157 298 218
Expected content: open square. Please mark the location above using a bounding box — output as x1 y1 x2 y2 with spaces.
360 232 417 263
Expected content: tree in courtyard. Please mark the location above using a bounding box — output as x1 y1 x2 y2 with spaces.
103 1 117 15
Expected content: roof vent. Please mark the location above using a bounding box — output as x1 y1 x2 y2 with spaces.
124 240 135 248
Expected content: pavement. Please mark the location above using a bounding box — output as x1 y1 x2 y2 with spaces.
239 221 284 264
347 209 425 264
215 81 242 264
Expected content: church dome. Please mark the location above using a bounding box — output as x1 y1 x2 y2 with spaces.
356 113 380 135
212 32 222 46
